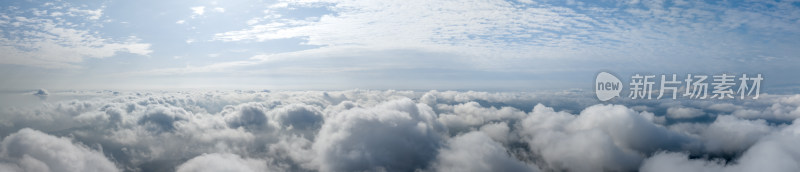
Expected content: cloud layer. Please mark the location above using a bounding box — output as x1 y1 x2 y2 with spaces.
0 89 799 171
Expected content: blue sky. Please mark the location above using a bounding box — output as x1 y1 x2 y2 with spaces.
1 0 799 91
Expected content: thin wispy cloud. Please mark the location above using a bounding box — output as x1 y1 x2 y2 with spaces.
0 0 797 90
0 1 151 69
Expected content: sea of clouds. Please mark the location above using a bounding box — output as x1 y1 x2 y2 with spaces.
0 89 799 172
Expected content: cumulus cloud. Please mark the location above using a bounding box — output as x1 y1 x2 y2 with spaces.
0 90 798 171
222 102 274 130
518 103 692 171
269 103 324 131
176 153 268 172
479 122 511 144
138 106 191 132
641 119 800 172
312 98 445 172
732 95 800 121
431 131 538 172
0 128 120 172
700 116 773 154
437 101 526 133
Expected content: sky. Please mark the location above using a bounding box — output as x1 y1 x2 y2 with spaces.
3 1 800 171
1 0 799 91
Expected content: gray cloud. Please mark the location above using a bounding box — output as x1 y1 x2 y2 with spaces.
33 89 49 100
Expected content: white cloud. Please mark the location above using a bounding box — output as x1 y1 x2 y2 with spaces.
213 7 225 13
138 105 191 132
268 103 324 131
191 0 800 80
176 153 269 172
639 152 727 172
437 101 526 133
518 103 692 171
312 98 446 172
732 95 800 121
0 2 151 68
479 122 511 144
0 128 120 172
191 6 206 18
0 90 799 171
701 115 773 154
431 131 539 172
641 118 800 172
67 7 103 20
313 99 444 171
